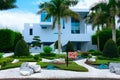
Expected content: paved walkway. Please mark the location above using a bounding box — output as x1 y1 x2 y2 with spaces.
0 59 120 79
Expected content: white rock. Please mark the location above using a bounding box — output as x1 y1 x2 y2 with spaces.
29 65 41 73
109 63 120 74
41 58 53 62
12 59 19 63
20 68 34 76
53 58 65 64
88 58 96 62
20 62 41 76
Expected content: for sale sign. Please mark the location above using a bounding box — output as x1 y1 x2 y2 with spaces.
68 52 78 59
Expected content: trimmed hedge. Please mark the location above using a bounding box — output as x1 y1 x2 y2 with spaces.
14 39 30 57
43 46 52 53
40 52 56 57
103 39 119 58
0 29 15 52
0 29 23 52
92 29 120 51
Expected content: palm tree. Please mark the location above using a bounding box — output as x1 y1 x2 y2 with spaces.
38 0 80 53
0 0 17 10
90 0 120 43
86 1 108 51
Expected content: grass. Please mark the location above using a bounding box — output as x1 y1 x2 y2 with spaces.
37 61 88 72
0 62 22 70
92 56 120 65
0 54 88 71
40 54 66 60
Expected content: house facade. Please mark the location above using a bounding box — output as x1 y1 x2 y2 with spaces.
22 0 97 52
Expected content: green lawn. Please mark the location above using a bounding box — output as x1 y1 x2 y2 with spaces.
37 61 88 72
0 54 88 71
92 57 120 65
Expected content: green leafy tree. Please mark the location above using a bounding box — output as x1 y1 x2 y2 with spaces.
66 41 74 52
0 0 17 10
103 39 119 58
38 0 80 53
31 36 41 49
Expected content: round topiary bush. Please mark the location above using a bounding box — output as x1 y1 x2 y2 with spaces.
66 41 74 52
103 39 119 58
43 46 52 53
14 39 30 57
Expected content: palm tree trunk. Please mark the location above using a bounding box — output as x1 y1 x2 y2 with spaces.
58 21 61 54
97 26 100 51
112 17 116 43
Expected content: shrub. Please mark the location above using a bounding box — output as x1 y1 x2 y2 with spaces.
103 39 119 58
88 49 95 52
66 41 74 52
117 46 120 56
34 55 40 61
81 52 90 58
40 52 56 57
0 29 23 52
91 50 103 56
0 53 3 58
92 29 120 51
117 38 120 46
43 46 52 53
0 29 15 52
0 58 13 66
14 32 23 49
14 39 30 57
54 40 62 49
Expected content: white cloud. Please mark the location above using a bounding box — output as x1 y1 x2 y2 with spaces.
0 11 39 32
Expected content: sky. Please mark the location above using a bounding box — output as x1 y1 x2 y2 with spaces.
0 0 98 32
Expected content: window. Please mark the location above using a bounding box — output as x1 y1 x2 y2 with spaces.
41 12 51 22
42 26 47 29
71 17 80 34
29 28 33 35
63 19 65 29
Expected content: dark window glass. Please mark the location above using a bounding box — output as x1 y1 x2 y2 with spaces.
71 18 80 34
29 28 33 35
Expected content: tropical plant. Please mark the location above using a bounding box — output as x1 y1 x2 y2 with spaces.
103 39 119 58
38 0 80 53
0 0 17 10
90 0 120 42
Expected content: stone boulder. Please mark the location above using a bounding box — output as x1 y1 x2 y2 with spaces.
109 62 120 75
53 58 65 64
29 65 41 73
11 59 19 63
20 62 41 76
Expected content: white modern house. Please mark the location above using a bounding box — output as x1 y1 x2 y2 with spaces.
22 0 97 52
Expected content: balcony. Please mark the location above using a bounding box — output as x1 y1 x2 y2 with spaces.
40 22 52 27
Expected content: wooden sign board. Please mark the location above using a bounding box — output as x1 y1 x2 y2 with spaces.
68 52 78 59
